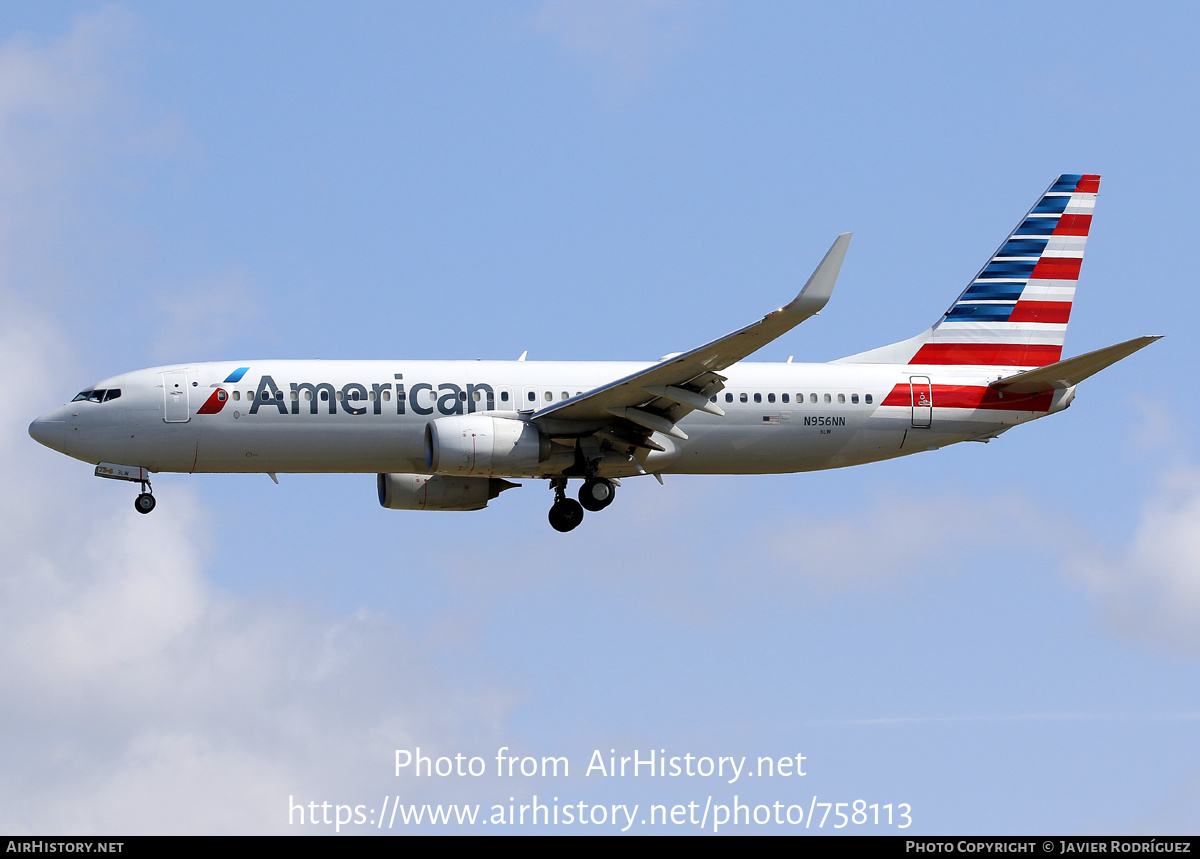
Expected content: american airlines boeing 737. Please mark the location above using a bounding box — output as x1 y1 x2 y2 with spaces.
29 174 1158 531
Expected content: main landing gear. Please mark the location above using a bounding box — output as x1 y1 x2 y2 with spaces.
547 477 617 532
578 477 615 512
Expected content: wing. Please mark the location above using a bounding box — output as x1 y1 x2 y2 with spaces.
532 233 851 442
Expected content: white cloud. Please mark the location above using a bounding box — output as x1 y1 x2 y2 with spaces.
0 10 509 834
0 6 136 280
1073 468 1200 653
1127 393 1190 456
1 313 515 833
432 476 1066 629
0 5 133 183
759 488 1048 589
151 269 264 363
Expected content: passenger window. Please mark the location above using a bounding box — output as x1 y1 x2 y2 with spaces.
739 393 748 403
216 390 226 402
232 391 240 401
838 393 845 404
500 390 509 402
473 391 482 402
753 393 762 403
382 390 391 402
824 393 831 404
851 393 859 404
291 391 299 401
561 391 568 400
710 396 717 403
320 390 329 401
305 391 313 401
458 391 466 401
767 393 775 403
782 394 789 403
810 393 817 404
725 393 733 403
544 391 552 402
865 394 873 404
528 391 536 402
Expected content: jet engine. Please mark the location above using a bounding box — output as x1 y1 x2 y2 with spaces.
424 415 550 477
377 472 517 511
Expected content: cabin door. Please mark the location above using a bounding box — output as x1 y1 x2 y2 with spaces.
909 375 932 428
163 372 190 423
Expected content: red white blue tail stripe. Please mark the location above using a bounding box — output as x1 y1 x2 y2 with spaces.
909 174 1099 367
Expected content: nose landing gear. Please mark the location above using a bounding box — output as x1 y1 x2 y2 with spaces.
134 475 156 514
94 463 157 515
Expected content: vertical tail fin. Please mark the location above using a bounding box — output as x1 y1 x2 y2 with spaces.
838 174 1099 368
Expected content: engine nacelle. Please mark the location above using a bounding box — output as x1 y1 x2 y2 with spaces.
424 415 550 477
377 473 517 511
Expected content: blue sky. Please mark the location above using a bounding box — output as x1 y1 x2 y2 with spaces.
3 1 1199 834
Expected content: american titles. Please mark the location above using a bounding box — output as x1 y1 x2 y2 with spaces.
243 374 499 417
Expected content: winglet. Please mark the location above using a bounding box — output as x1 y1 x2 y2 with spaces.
784 232 851 317
532 232 853 425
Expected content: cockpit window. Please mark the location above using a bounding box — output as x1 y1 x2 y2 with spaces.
71 389 121 403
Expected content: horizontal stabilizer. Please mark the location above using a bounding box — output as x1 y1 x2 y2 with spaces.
990 335 1161 393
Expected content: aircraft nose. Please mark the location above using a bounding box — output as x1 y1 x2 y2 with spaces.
28 409 68 454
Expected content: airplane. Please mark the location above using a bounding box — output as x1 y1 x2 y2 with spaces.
28 174 1159 532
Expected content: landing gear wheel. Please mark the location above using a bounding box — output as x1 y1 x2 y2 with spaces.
134 492 156 514
578 478 615 512
548 498 585 532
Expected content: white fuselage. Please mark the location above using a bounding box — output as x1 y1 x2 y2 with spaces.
30 359 1072 479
